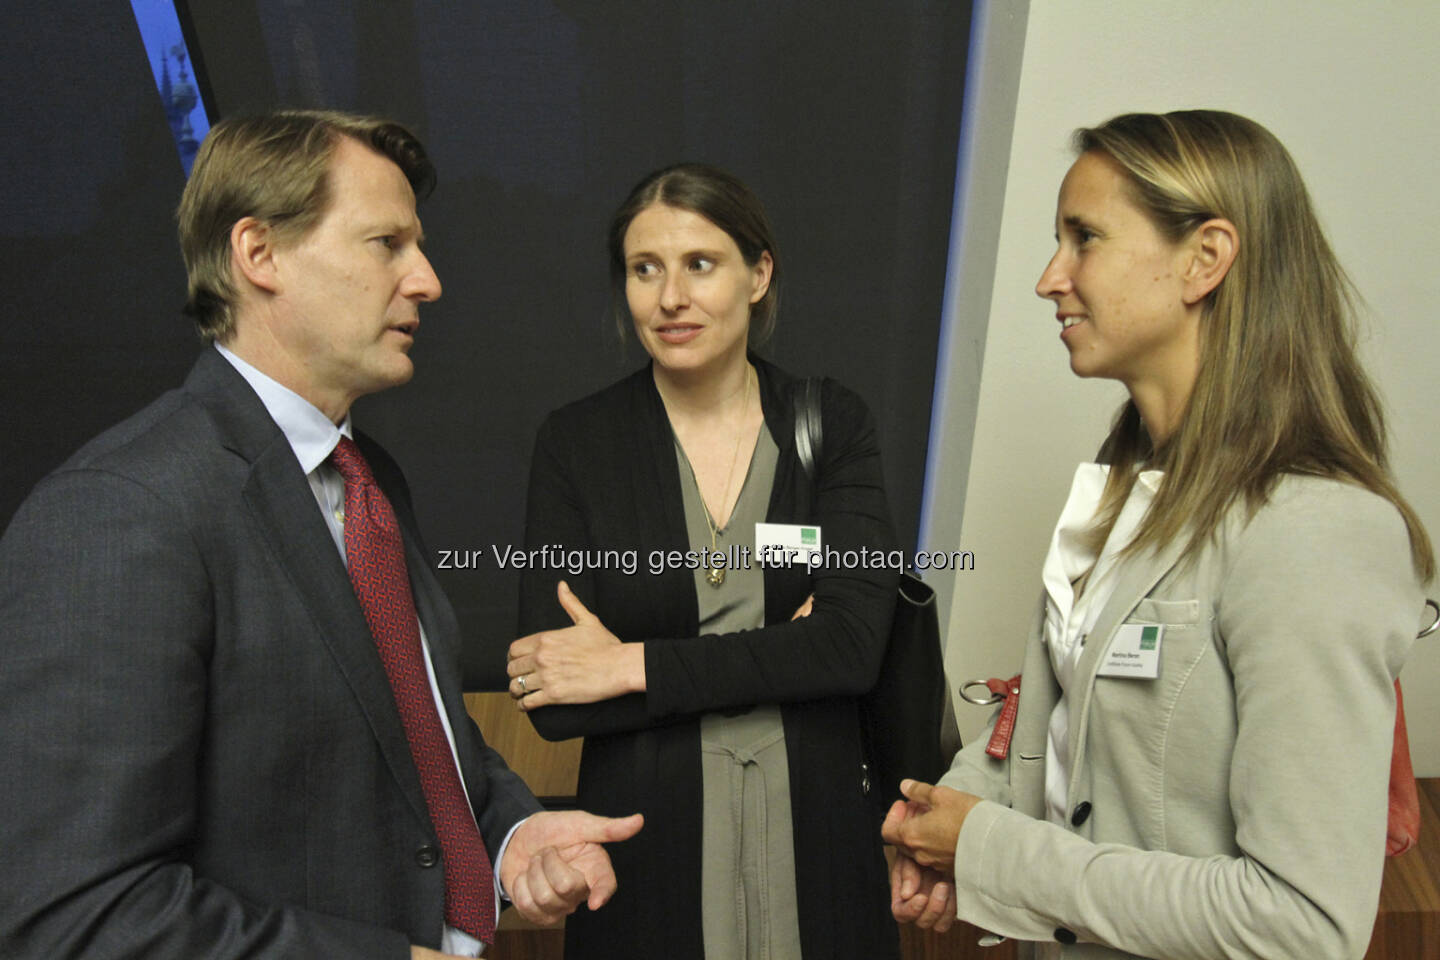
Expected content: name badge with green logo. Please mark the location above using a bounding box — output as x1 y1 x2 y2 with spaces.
755 522 824 568
1097 623 1162 679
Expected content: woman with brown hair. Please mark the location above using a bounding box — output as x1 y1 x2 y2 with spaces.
885 110 1432 959
508 164 901 958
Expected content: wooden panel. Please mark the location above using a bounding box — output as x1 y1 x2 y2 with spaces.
900 922 1018 960
465 692 581 801
1366 778 1440 959
491 918 1020 959
487 776 1440 958
491 911 563 960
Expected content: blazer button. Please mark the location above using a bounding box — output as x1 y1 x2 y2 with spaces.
1055 927 1077 944
1070 801 1092 827
416 844 441 868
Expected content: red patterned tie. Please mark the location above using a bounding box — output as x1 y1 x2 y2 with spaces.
329 436 496 944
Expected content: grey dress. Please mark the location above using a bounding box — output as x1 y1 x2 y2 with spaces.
675 424 803 960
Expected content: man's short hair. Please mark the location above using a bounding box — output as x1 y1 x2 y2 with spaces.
177 110 435 343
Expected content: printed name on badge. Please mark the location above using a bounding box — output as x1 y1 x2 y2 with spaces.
755 522 823 568
1097 623 1163 679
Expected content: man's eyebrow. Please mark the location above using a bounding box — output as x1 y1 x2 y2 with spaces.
361 218 425 247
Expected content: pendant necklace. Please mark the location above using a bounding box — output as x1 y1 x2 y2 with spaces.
688 368 750 588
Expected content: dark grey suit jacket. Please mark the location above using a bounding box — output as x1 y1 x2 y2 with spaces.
0 349 539 959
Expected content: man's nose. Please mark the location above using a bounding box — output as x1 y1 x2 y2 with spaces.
406 251 442 302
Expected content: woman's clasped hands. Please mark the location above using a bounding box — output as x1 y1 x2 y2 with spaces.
881 779 984 932
507 580 646 710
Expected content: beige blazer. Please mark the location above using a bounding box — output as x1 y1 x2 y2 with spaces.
939 475 1424 960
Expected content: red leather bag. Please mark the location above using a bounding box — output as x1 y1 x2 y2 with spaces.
1387 680 1419 857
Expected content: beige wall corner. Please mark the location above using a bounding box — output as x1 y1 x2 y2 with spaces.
928 0 1440 774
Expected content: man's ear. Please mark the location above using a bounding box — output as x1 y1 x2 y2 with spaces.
1182 217 1238 304
230 217 281 295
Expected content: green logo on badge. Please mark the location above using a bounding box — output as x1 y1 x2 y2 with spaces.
801 527 818 545
1140 626 1158 650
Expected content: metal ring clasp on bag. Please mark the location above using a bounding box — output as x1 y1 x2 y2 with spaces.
959 680 1005 706
1419 598 1440 639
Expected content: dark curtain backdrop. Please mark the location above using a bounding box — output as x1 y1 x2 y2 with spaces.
1 1 970 688
0 4 197 517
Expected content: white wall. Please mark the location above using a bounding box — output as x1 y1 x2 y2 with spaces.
928 0 1440 774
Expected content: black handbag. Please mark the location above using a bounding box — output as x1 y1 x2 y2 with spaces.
792 378 953 809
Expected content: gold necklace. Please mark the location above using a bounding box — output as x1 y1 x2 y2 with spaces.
690 368 751 588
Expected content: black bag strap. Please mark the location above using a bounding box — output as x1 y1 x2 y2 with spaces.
793 378 823 481
791 374 956 800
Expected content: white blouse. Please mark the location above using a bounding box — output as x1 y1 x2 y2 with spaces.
1041 463 1163 827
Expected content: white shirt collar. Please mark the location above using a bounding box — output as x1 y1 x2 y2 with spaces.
1041 463 1163 627
213 343 352 473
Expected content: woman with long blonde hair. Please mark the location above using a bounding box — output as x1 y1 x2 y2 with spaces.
885 110 1432 959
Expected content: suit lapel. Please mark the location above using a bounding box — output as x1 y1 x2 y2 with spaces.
1065 535 1187 794
634 367 691 555
188 350 432 828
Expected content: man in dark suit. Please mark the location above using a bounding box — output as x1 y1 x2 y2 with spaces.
0 110 640 959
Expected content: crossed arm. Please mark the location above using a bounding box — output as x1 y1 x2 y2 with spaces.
510 385 899 738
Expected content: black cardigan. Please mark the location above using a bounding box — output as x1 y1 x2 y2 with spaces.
519 357 901 959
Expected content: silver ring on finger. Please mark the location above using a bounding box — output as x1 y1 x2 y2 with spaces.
518 674 529 695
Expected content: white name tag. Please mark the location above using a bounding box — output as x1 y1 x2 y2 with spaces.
1097 623 1163 679
755 522 823 568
